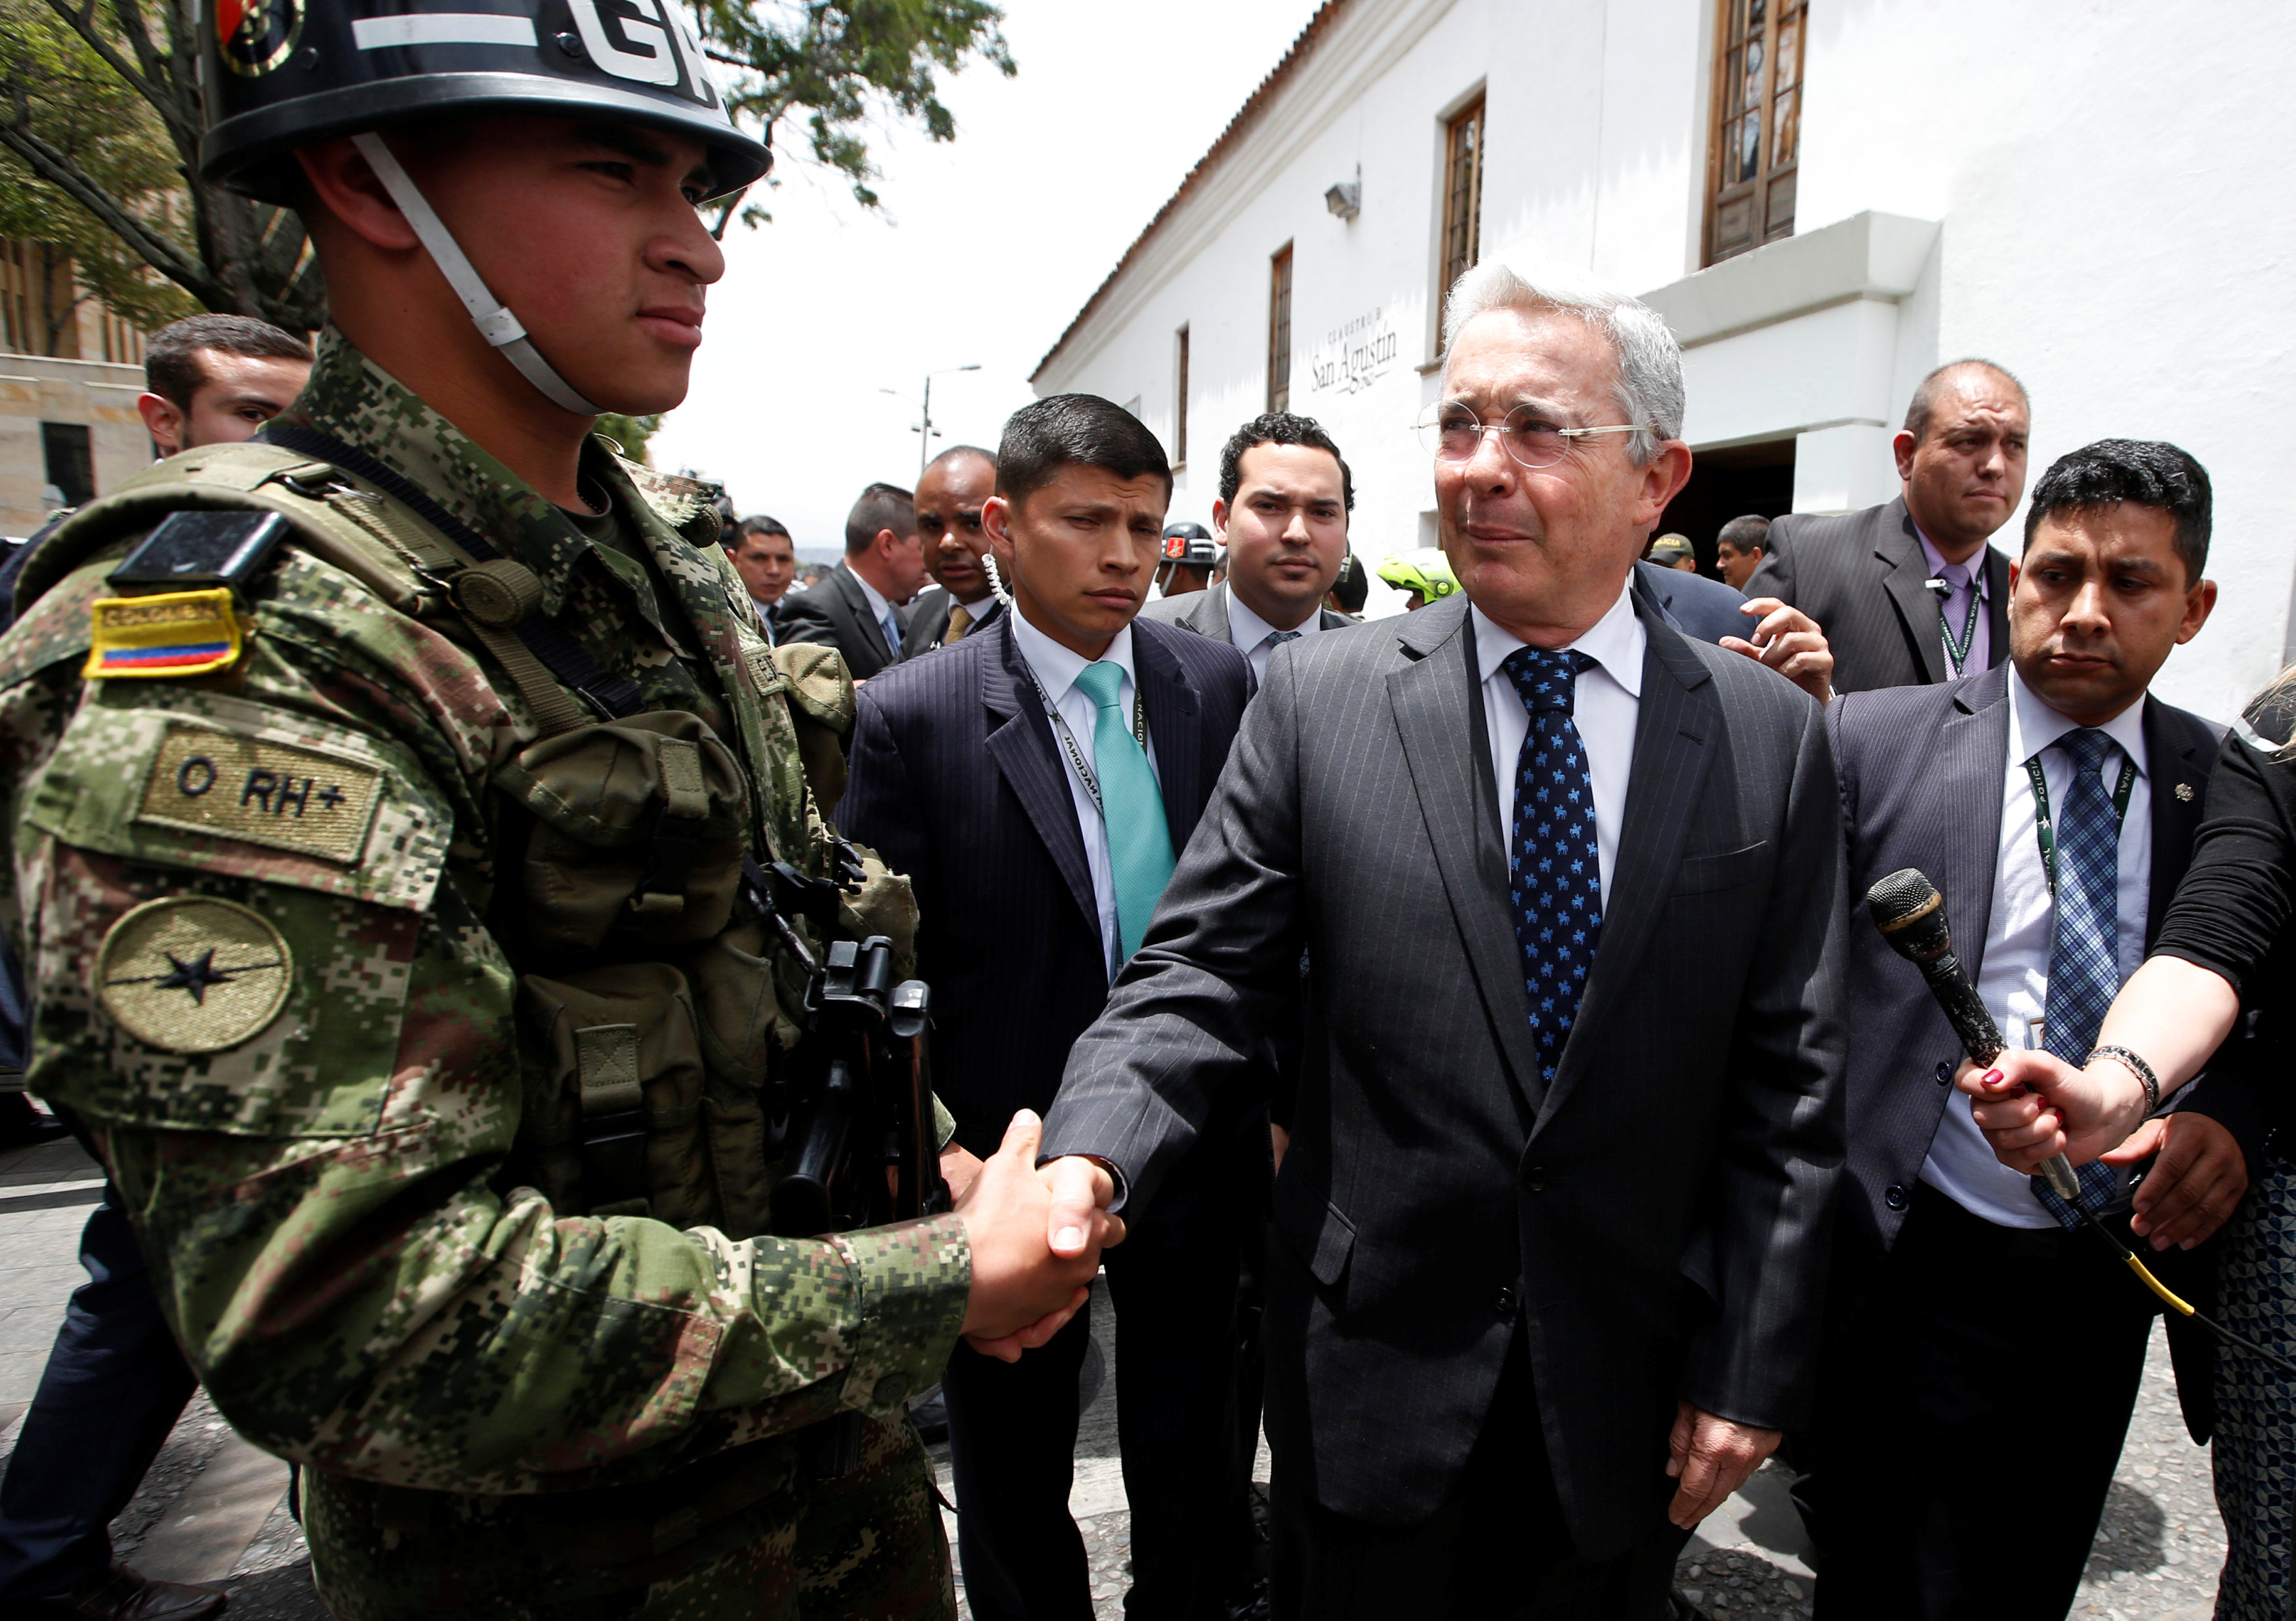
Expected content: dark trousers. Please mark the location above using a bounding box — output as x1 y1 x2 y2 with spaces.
1804 1184 2156 1620
943 1126 1255 1621
1269 1330 1683 1621
0 1160 199 1598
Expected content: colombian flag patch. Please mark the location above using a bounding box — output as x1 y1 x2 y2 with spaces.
85 589 245 680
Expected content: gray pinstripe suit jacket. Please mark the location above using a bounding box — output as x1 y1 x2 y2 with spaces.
1746 495 2011 694
1134 579 1357 641
1041 591 1847 1551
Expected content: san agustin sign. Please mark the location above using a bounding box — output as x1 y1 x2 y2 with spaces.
1309 308 1401 395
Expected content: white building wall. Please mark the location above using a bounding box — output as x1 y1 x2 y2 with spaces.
1036 0 2296 721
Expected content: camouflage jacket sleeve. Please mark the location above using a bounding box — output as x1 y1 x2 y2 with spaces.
1 545 968 1496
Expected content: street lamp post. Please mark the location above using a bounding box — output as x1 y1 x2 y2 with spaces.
882 364 981 484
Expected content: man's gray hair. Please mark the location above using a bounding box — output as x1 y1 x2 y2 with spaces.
1441 258 1686 465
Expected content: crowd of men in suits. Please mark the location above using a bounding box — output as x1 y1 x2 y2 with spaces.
707 271 2244 1621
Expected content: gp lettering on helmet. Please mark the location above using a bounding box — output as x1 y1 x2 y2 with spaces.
564 0 718 102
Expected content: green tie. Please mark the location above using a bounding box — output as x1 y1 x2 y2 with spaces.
1072 660 1175 964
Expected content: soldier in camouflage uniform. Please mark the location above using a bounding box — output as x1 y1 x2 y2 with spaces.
0 3 1112 1618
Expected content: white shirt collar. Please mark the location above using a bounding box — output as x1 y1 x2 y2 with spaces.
1010 604 1138 703
1226 587 1322 652
1467 577 1645 697
848 564 896 625
2007 662 2148 778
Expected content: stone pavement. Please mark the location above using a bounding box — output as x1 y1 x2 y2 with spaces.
0 1122 2237 1618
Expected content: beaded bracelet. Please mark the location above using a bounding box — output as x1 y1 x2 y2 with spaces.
2087 1044 2163 1115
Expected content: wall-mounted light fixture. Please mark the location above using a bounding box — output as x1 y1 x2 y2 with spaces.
1325 165 1362 221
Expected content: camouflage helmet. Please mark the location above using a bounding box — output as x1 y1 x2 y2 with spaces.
199 0 773 205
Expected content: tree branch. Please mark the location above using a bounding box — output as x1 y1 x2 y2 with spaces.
0 110 223 304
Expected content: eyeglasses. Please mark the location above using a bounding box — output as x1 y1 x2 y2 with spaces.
1414 405 1649 468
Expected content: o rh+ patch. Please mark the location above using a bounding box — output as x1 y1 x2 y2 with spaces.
136 724 384 865
96 896 293 1054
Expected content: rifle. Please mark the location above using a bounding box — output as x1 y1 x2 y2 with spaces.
746 850 950 1239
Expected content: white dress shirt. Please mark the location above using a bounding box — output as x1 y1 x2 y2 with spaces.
1916 527 1992 678
1470 581 1645 901
1921 666 2152 1227
1008 607 1163 977
849 566 903 657
1226 590 1325 684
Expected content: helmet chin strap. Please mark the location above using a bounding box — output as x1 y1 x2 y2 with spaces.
352 133 606 418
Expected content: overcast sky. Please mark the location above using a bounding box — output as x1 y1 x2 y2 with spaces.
651 1 1324 554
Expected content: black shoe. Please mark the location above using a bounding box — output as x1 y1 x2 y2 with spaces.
27 1563 228 1621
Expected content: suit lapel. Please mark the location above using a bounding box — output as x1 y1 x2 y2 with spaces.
1535 607 1717 1132
980 619 1100 934
1934 667 2012 983
1187 583 1234 643
1876 500 1949 684
1135 622 1206 838
1387 600 1548 1109
836 565 894 663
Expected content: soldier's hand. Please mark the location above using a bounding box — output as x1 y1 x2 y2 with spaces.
956 1112 1118 1363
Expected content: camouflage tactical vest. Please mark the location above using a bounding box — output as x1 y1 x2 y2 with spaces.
21 437 916 1241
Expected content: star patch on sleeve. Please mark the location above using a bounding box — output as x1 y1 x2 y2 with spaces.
94 896 293 1054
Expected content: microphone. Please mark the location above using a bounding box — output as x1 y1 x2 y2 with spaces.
1866 867 2083 1203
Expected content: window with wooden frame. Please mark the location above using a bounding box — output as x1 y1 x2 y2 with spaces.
1174 324 1190 466
1267 247 1294 413
1441 95 1486 297
1706 0 1805 264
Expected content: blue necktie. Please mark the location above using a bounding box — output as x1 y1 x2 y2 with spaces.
1072 661 1176 966
2033 727 2125 1226
1503 647 1603 1087
1260 629 1302 657
880 606 903 657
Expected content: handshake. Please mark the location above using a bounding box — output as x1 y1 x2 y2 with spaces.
947 1111 1125 1362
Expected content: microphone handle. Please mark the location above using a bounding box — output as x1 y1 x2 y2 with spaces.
1918 950 2084 1203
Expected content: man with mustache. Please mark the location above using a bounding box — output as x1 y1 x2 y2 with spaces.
899 444 1004 659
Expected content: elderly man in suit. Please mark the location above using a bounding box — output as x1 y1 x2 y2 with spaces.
777 480 928 678
1139 413 1357 675
842 396 1253 1621
1748 359 2028 693
1038 260 1847 1620
1807 439 2247 1618
900 445 1005 660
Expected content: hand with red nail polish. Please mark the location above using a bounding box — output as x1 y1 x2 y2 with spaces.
1955 1050 2149 1174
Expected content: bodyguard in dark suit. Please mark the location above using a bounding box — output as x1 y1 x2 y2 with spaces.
1748 360 2028 693
776 481 927 679
898 445 1004 661
842 397 1252 1621
1807 440 2246 1618
1040 264 1846 1619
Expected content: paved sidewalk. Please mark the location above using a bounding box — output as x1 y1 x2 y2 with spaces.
0 1126 2234 1618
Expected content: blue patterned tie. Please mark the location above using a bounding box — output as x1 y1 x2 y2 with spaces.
1503 647 1603 1087
1071 661 1176 966
2033 727 2125 1226
1260 629 1302 657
